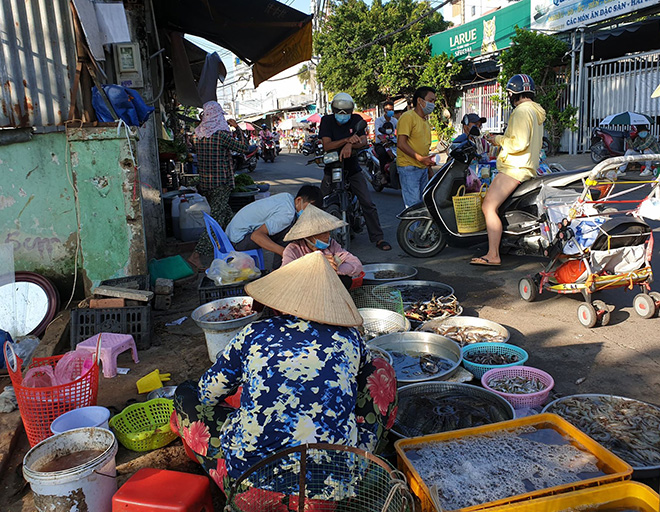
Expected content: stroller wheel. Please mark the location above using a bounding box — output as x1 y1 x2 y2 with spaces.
633 293 656 319
519 277 538 302
577 303 598 328
592 300 610 326
649 292 660 316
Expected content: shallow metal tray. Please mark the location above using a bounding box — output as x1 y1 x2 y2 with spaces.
543 393 660 477
192 296 258 331
373 280 455 306
368 331 462 384
418 316 510 344
361 263 418 285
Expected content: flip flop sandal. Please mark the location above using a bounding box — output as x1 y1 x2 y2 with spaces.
376 240 392 251
470 256 501 266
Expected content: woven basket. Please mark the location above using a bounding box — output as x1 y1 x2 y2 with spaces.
109 398 176 452
452 184 487 233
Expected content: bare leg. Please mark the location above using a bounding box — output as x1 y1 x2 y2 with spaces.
474 172 520 264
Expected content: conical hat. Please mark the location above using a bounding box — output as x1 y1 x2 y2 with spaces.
653 84 660 99
283 204 347 242
245 252 362 327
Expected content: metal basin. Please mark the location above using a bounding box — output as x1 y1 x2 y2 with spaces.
368 331 462 384
373 280 455 306
358 308 411 341
362 264 418 285
418 316 510 345
392 382 515 438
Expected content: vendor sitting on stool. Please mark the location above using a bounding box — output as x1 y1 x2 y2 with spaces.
172 252 398 495
282 204 363 289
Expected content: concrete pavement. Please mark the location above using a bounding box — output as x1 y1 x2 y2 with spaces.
250 152 660 404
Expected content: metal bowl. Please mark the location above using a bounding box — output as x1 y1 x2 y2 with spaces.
358 308 411 341
543 394 660 477
362 264 418 285
417 316 510 345
147 386 178 401
192 296 258 331
368 331 462 384
367 345 394 365
373 280 455 306
392 382 515 438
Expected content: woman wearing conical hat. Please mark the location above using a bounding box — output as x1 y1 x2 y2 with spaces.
282 204 363 289
172 252 397 496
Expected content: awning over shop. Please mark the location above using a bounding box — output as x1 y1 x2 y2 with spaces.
155 0 313 87
429 0 530 61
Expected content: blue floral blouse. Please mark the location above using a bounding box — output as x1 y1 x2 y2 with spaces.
197 315 368 479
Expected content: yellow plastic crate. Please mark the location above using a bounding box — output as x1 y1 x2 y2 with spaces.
394 413 632 512
483 481 659 512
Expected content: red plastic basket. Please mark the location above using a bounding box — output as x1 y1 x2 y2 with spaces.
481 365 555 409
4 341 100 446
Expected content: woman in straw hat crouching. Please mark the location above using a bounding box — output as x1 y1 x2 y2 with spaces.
172 252 397 497
282 204 363 289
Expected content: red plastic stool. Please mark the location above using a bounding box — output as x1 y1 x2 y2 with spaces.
112 468 213 511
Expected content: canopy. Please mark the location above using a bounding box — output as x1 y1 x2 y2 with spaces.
356 112 372 122
599 112 653 126
239 121 255 131
155 0 313 86
305 113 321 124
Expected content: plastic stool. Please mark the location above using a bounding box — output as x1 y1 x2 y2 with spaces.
112 468 214 511
76 332 139 378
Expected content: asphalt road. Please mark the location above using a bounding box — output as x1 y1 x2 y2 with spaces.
249 151 660 405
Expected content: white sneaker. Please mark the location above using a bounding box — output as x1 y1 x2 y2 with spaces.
640 168 653 177
616 169 625 175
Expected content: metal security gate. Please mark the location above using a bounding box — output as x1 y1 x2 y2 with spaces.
456 81 506 134
580 50 660 152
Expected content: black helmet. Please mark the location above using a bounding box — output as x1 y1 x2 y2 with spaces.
506 74 535 95
331 92 355 114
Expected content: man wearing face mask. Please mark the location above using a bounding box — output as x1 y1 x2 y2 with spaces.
397 86 437 208
319 92 391 251
452 113 489 160
618 124 660 176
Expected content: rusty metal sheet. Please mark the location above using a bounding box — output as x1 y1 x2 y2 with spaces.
0 0 77 128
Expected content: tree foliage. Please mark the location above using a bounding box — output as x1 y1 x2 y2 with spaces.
499 28 577 153
298 64 311 86
314 0 448 108
420 53 463 142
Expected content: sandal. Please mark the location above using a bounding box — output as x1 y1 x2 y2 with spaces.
376 240 392 251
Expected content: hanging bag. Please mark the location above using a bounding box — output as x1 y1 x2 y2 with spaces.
453 184 487 233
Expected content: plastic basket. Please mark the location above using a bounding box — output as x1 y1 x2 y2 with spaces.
4 341 99 447
198 274 265 304
100 274 150 291
452 184 486 233
462 342 528 379
482 365 554 409
109 398 176 452
71 306 152 351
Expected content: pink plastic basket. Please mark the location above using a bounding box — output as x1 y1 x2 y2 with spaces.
481 365 554 409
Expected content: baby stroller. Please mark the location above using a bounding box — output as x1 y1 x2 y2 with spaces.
518 153 660 327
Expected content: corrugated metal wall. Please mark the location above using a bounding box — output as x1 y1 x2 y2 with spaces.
0 0 76 128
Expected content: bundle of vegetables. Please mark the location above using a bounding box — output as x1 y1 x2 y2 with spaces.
232 173 256 193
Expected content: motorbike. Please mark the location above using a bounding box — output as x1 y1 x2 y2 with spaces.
231 145 258 173
301 135 323 156
590 126 631 164
275 139 282 155
396 136 594 258
261 137 276 163
367 141 400 192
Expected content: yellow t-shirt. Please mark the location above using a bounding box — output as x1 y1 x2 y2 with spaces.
396 109 432 168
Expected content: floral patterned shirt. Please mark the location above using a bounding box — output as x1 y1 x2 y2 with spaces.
197 315 368 479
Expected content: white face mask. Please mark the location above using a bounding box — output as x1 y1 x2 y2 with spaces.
385 129 393 135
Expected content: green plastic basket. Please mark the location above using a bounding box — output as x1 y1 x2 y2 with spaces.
109 398 176 452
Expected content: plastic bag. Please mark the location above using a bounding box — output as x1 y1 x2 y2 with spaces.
23 365 57 388
206 252 261 285
638 197 660 221
54 351 94 385
465 164 482 192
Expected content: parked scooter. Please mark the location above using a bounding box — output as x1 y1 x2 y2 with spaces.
366 123 401 192
590 126 630 163
396 139 593 258
231 145 258 173
301 135 321 156
261 137 276 163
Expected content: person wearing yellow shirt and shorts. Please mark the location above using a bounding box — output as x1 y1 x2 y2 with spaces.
397 86 437 208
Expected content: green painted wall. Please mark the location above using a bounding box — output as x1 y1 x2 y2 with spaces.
0 127 147 293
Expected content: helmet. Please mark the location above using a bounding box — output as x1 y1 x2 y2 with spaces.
331 93 355 114
506 74 535 95
261 124 267 129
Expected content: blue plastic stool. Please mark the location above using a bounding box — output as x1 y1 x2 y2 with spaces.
202 212 265 270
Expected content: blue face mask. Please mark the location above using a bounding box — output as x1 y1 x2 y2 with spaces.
311 237 330 250
639 131 649 138
385 110 394 118
296 209 303 218
422 100 435 115
335 113 351 125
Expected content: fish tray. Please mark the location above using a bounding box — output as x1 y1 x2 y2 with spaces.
373 280 455 307
542 393 660 477
395 413 632 512
462 343 528 379
481 481 658 512
417 316 510 344
482 365 554 409
361 263 418 285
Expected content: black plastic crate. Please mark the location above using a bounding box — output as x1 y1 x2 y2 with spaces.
198 274 264 304
71 306 153 351
99 274 150 291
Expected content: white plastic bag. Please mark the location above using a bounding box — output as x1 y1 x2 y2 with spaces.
638 197 660 221
206 252 260 285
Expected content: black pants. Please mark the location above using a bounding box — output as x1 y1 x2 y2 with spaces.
374 144 391 175
321 171 384 243
234 220 294 269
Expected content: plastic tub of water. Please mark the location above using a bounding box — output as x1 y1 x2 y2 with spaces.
23 427 118 512
51 406 111 435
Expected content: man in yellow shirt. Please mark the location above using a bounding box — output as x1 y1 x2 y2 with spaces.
397 86 436 208
471 74 546 266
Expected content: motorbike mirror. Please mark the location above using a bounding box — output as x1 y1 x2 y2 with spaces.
354 119 367 133
449 140 478 164
469 125 481 137
323 152 340 165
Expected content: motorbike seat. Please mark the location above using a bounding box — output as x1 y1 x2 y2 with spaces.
597 127 627 138
510 169 587 199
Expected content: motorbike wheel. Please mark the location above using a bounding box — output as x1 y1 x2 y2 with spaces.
326 204 351 251
590 141 608 164
302 148 310 156
248 157 257 172
396 219 446 258
542 136 554 156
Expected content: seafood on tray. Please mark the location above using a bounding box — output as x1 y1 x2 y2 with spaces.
430 325 507 346
464 351 519 366
201 303 253 323
545 395 660 468
373 270 408 280
488 375 546 394
405 295 460 323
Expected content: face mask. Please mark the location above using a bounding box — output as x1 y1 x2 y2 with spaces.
385 110 394 118
385 129 393 135
422 100 435 115
296 209 303 218
309 237 330 250
639 131 649 138
335 113 351 125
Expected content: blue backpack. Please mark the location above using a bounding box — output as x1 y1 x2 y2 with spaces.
92 85 154 126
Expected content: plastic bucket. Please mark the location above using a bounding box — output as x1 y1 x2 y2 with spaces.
50 406 111 435
23 427 118 512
